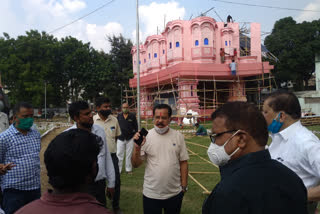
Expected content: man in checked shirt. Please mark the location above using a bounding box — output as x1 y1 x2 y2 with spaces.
0 102 41 214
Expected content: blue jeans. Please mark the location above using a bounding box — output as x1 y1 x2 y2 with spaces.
231 70 236 76
2 188 41 214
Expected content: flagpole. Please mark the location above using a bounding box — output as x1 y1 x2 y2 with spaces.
136 0 141 129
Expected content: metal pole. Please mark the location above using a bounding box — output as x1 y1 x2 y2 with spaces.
44 81 47 119
136 0 141 129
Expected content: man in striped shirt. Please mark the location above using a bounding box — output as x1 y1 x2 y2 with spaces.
0 102 41 214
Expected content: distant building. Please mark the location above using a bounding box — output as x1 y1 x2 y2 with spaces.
296 53 320 116
130 16 273 117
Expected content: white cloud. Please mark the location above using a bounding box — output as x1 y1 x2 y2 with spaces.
86 22 124 52
62 0 86 13
0 0 22 36
296 0 320 22
138 1 186 41
0 0 186 53
0 0 123 53
131 29 143 45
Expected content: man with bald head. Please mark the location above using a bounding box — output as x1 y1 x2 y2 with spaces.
202 102 308 214
117 103 138 174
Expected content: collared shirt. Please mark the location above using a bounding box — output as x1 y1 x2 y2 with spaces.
117 112 138 141
0 125 41 191
93 114 121 153
141 128 189 200
269 121 320 188
15 190 112 214
65 125 115 188
202 150 308 214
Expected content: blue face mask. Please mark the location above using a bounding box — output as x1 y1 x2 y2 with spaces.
268 113 283 134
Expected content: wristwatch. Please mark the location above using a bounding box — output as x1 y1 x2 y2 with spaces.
181 186 188 192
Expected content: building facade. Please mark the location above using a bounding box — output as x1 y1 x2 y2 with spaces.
130 16 273 117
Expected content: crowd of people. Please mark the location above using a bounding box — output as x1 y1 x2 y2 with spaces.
0 91 319 214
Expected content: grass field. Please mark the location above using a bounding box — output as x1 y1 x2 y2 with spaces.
112 134 216 214
40 124 320 214
113 125 320 213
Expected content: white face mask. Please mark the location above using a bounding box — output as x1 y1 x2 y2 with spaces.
154 125 169 135
207 130 240 166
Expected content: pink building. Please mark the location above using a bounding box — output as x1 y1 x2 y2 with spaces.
130 16 273 118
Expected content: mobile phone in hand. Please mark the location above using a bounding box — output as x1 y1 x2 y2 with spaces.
134 128 148 146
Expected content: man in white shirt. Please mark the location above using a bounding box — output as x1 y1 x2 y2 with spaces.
263 91 320 214
66 101 115 207
132 104 189 214
93 97 122 214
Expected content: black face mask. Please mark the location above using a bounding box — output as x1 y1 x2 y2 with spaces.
81 122 93 129
99 110 112 118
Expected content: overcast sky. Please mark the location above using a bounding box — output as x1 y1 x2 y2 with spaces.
1 0 319 52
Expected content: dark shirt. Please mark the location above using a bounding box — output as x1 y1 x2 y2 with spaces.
196 125 207 135
117 112 138 141
202 149 308 214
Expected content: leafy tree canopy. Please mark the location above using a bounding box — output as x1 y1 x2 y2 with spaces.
264 17 320 90
0 30 133 109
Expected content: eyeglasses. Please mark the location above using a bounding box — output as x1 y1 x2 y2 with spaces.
209 130 238 144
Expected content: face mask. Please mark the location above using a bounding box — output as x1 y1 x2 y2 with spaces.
154 125 169 135
207 130 240 166
16 117 34 131
268 113 283 134
99 110 112 118
123 109 129 114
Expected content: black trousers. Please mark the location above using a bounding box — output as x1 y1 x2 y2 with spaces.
88 179 107 206
143 192 184 214
111 153 121 209
2 188 41 214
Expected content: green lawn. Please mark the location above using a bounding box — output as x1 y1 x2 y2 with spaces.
112 134 217 214
108 125 320 213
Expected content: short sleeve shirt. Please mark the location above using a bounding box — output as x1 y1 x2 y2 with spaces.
229 62 237 71
141 128 189 199
269 121 320 188
94 114 121 153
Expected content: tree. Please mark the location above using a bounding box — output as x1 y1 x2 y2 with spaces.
264 17 320 90
0 31 134 109
0 30 58 106
106 35 133 107
81 50 112 102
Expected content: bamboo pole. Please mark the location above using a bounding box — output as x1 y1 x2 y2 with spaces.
187 148 218 168
188 162 208 164
269 73 272 92
125 86 129 104
214 77 217 109
188 173 211 195
179 76 273 83
186 141 209 149
190 171 219 174
170 73 178 114
157 73 160 101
